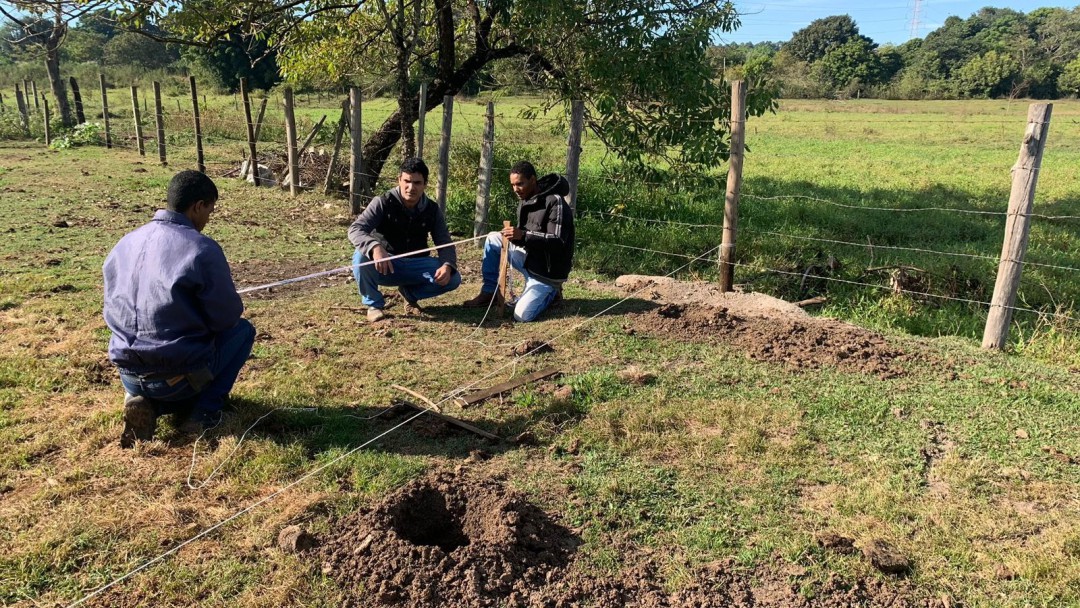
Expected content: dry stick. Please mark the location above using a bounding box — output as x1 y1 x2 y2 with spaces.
130 86 145 156
982 103 1053 350
324 100 348 195
99 74 111 149
69 77 85 124
349 86 363 214
283 88 300 196
436 94 453 212
474 101 495 244
719 80 747 292
153 81 166 165
252 97 268 141
240 78 259 186
42 96 50 145
416 82 427 159
497 220 511 318
390 384 442 412
564 100 585 213
189 76 204 172
282 114 326 190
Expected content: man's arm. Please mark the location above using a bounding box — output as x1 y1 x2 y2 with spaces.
431 203 458 270
197 242 244 333
347 196 388 256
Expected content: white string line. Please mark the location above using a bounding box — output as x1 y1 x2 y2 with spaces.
235 234 487 295
68 244 719 607
742 193 1080 221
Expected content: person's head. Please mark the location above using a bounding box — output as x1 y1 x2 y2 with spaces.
167 170 218 232
509 161 538 201
397 157 429 206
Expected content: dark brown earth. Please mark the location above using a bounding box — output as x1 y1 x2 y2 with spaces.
309 472 939 608
628 303 910 379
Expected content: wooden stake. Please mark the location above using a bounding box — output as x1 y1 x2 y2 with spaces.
416 82 427 159
153 81 166 165
99 74 111 149
325 99 348 195
349 86 363 214
189 76 204 172
719 80 746 292
283 114 326 190
474 101 495 243
283 87 299 196
982 103 1053 350
69 77 85 124
436 94 453 212
240 78 259 186
131 85 145 156
30 80 38 109
497 220 511 318
565 100 584 213
458 367 562 407
252 97 268 141
14 86 29 136
42 96 50 145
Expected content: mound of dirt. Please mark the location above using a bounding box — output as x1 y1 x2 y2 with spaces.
313 472 580 607
309 472 936 607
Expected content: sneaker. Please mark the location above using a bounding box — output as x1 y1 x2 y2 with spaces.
367 307 386 323
398 287 424 315
462 291 500 308
120 395 157 448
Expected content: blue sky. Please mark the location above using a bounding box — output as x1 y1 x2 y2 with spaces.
719 1 1079 46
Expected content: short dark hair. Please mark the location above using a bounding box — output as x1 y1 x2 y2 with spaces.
510 161 537 179
167 170 218 214
400 157 429 183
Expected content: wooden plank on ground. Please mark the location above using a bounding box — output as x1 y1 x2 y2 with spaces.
459 367 562 407
397 399 500 441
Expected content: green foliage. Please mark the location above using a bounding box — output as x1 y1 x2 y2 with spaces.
816 37 884 93
1058 58 1080 97
784 15 864 63
48 122 104 150
955 50 1019 98
102 32 176 70
179 31 281 93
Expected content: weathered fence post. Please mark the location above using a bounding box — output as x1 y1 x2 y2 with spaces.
240 77 260 186
417 82 427 160
132 86 147 155
14 85 29 136
189 76 204 173
436 94 453 212
30 80 38 110
283 87 300 196
564 100 585 213
719 80 747 292
982 103 1053 350
474 101 495 243
0 91 5 112
325 99 349 195
69 77 85 124
153 81 166 166
349 86 364 214
42 96 50 146
252 97 268 141
99 74 111 149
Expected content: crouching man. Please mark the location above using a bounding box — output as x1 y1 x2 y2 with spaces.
348 157 461 322
103 170 255 447
463 161 575 322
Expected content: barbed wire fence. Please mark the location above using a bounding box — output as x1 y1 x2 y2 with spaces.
3 74 1079 347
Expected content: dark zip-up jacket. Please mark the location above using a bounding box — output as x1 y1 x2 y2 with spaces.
512 174 574 284
348 188 457 269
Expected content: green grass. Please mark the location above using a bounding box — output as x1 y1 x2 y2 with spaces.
1 97 1079 607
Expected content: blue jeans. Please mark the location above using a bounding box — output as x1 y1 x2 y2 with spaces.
120 319 256 423
480 231 558 323
352 249 461 309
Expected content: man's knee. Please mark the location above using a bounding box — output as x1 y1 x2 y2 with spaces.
236 318 256 344
446 271 462 291
485 231 503 249
513 304 542 323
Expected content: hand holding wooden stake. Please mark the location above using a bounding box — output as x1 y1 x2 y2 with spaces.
497 220 511 318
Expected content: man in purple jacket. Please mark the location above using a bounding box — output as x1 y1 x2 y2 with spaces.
103 170 255 448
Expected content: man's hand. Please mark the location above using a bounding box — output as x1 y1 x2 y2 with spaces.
501 225 524 241
372 245 394 275
433 263 453 286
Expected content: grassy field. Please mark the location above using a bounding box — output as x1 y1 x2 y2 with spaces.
1 97 1079 606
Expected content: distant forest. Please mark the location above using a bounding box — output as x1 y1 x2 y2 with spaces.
3 6 1080 100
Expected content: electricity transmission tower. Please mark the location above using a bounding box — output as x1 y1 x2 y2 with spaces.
909 0 922 39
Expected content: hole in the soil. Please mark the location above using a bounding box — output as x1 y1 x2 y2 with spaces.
391 488 470 552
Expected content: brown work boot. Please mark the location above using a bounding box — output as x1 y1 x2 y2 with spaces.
120 395 157 448
462 291 500 308
367 307 386 323
398 287 424 316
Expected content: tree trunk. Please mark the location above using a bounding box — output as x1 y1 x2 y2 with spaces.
44 33 73 128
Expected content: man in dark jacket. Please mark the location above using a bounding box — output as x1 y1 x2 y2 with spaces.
103 170 256 447
463 161 574 322
348 157 460 322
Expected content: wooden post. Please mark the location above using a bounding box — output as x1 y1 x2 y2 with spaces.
565 100 585 213
190 76 204 172
131 86 145 156
417 82 427 160
283 87 300 196
30 80 38 110
176 98 181 113
436 94 453 212
252 97 268 141
69 77 85 124
474 101 495 242
349 87 363 214
42 96 50 145
0 91 5 112
325 99 349 195
719 80 747 292
240 77 260 186
99 74 111 149
153 81 166 165
14 86 29 136
497 220 511 318
982 103 1053 350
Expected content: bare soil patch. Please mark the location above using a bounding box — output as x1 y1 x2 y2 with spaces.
309 471 933 607
619 276 910 378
